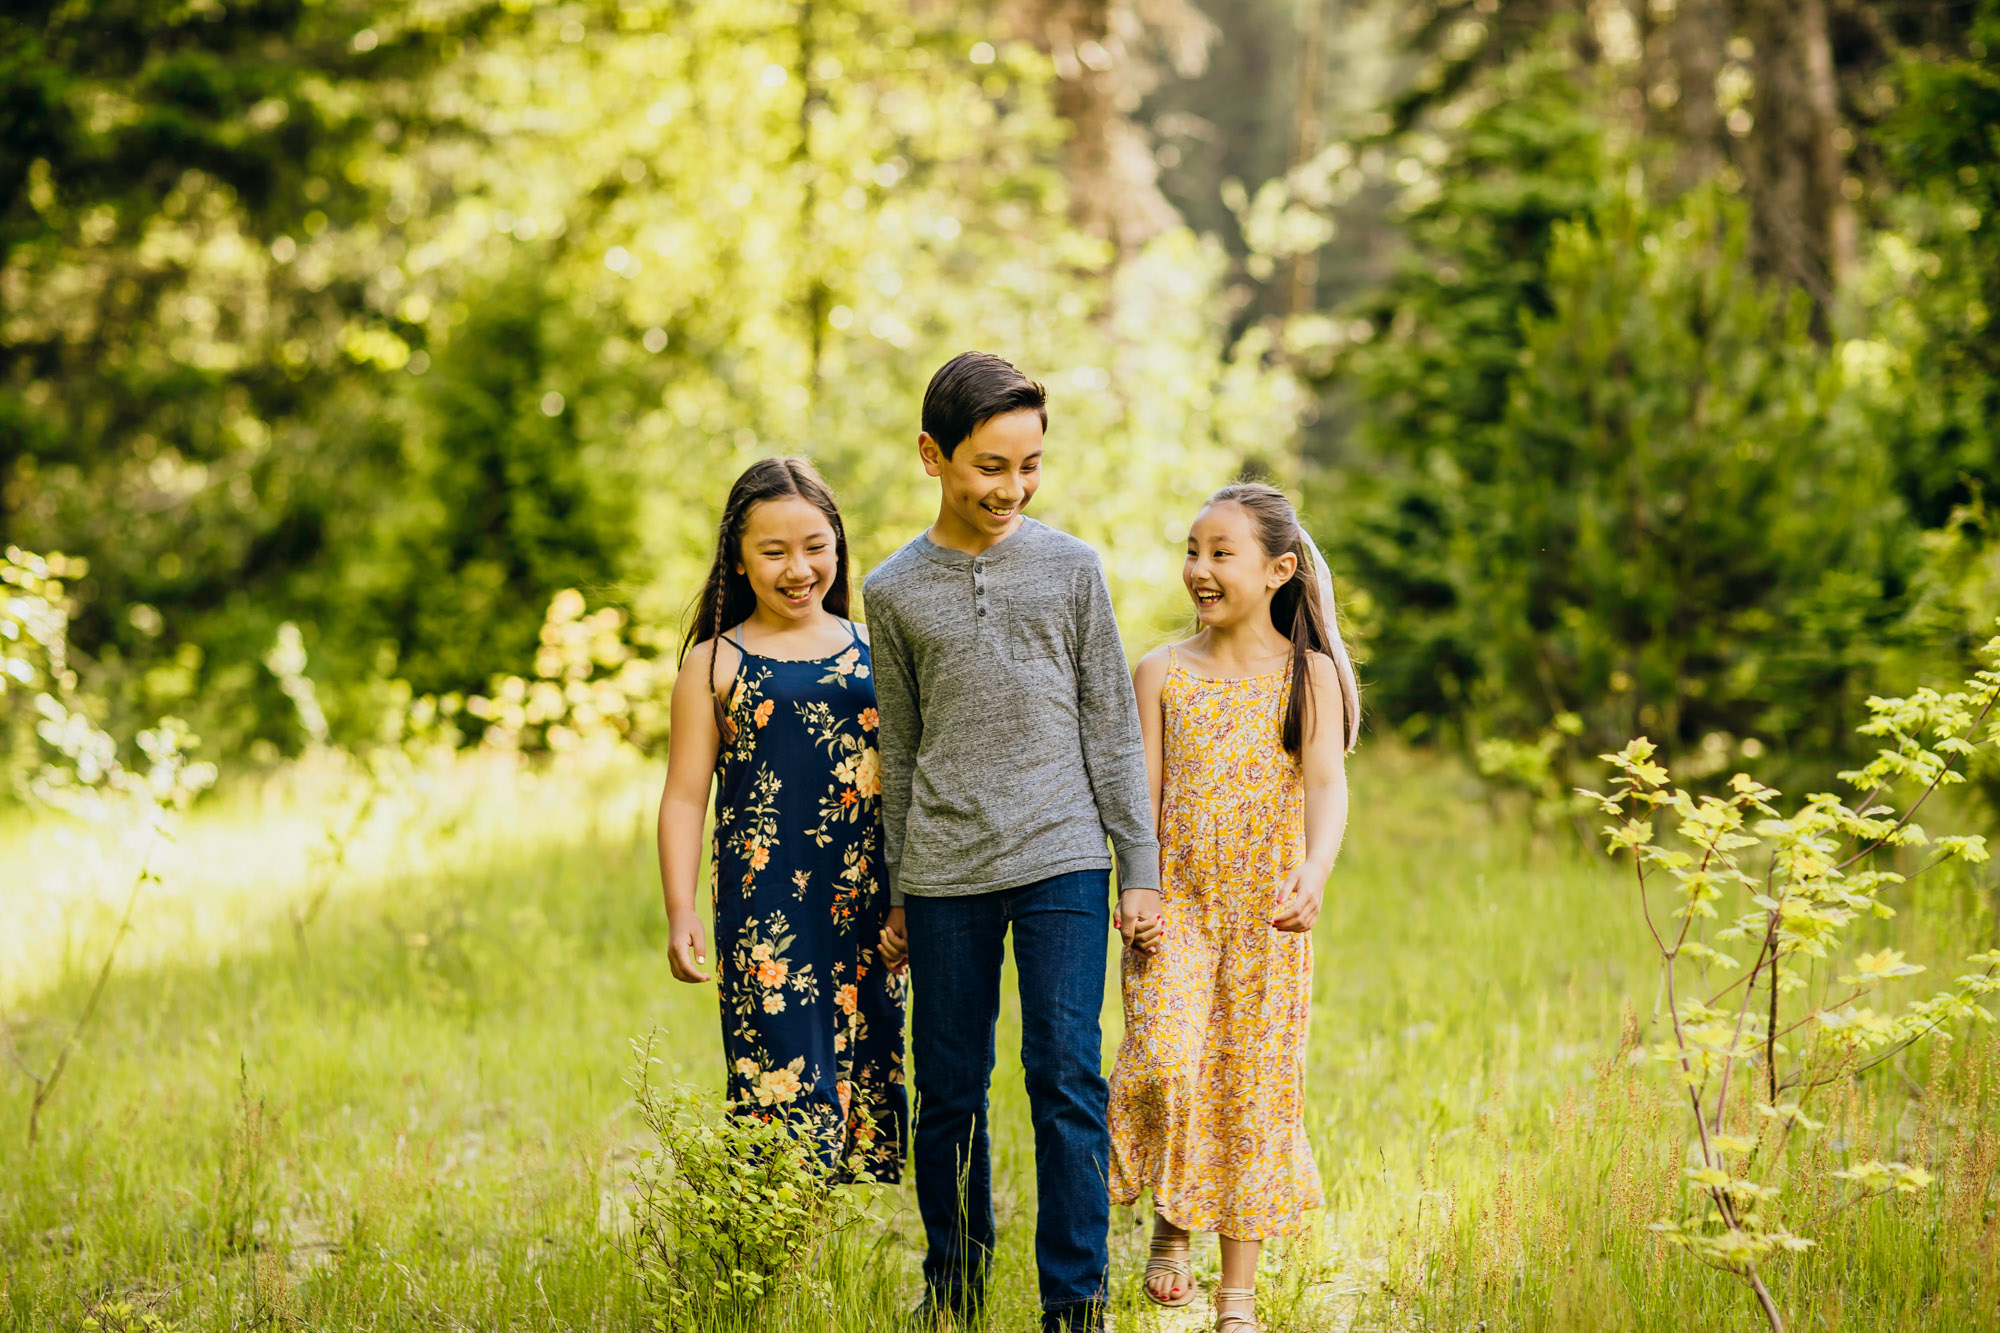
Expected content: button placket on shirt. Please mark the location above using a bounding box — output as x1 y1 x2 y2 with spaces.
972 559 987 618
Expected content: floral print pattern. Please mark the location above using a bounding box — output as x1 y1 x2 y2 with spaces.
711 623 906 1181
797 699 881 848
1107 654 1323 1237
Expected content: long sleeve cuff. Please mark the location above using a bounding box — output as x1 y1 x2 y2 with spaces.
1112 841 1161 892
887 864 905 907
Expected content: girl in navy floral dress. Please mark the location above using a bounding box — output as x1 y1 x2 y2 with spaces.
656 458 906 1180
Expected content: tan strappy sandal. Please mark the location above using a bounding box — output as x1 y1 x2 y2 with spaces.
1214 1286 1260 1332
1142 1225 1195 1308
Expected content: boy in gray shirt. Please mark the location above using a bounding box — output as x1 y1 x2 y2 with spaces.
867 352 1159 1332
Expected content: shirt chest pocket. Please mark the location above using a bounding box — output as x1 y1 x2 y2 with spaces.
1001 585 1070 662
1007 620 1063 662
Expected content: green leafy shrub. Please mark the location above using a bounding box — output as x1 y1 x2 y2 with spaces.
1340 175 1909 777
465 588 667 759
1579 628 2000 1330
624 1031 876 1326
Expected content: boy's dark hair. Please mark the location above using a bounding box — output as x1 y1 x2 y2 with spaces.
920 351 1048 458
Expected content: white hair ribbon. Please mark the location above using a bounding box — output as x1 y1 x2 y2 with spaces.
1299 527 1361 753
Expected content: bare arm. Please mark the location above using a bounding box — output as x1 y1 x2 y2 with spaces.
1135 646 1168 831
657 638 738 982
1115 647 1171 955
1273 652 1350 932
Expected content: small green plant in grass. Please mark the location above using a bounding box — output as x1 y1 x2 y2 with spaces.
1580 629 2000 1333
199 1059 279 1256
1475 709 1589 832
624 1030 876 1326
80 1301 181 1333
2 547 216 1146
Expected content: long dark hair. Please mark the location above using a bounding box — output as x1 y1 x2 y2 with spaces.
680 457 851 735
1206 483 1362 756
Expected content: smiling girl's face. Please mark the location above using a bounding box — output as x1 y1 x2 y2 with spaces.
737 496 840 623
1184 500 1297 630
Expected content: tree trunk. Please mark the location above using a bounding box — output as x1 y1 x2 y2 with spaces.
1287 0 1333 316
1800 0 1854 287
998 0 1212 251
1670 0 1727 190
1742 0 1850 328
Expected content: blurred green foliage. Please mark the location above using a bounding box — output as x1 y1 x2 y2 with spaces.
1330 54 1607 739
7 0 2000 788
1870 4 2000 533
2 0 1293 762
1262 18 2000 792
1344 154 1908 761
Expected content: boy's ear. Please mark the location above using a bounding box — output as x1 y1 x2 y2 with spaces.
918 431 946 478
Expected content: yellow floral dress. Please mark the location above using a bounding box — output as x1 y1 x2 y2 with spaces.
1107 651 1323 1237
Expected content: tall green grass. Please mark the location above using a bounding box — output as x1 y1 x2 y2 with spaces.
3 748 1994 1331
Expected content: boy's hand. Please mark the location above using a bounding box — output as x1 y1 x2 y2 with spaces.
1272 864 1327 932
1116 888 1164 955
878 906 909 973
667 909 712 982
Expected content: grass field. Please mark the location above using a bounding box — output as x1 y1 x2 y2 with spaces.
3 747 1996 1332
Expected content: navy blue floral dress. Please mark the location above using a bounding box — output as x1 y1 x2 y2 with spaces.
711 621 906 1180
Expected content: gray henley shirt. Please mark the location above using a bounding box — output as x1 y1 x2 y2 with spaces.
862 518 1161 905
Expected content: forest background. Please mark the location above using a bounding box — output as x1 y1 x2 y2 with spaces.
11 0 2000 780
9 0 2000 783
9 1 2000 1331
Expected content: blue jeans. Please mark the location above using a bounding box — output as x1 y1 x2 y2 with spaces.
905 870 1111 1320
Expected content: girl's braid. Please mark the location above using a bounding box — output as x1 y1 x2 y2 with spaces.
710 498 741 745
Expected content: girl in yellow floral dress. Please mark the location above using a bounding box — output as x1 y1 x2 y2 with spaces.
1107 483 1359 1332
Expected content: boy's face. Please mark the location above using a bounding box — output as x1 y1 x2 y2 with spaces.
921 408 1043 545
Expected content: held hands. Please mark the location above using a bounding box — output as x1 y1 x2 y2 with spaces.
1116 888 1164 955
878 906 909 974
667 909 712 982
1272 862 1328 932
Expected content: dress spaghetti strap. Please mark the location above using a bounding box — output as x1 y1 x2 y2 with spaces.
712 628 747 743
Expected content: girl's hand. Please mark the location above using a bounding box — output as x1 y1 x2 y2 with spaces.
1116 888 1164 955
667 910 712 982
878 906 909 974
1271 863 1327 933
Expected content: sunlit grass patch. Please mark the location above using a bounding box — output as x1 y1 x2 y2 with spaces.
4 747 1997 1331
